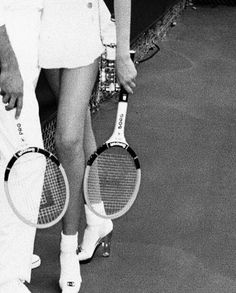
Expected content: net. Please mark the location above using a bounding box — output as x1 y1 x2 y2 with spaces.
42 112 57 155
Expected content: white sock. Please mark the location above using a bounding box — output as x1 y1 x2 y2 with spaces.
60 232 78 252
59 232 81 291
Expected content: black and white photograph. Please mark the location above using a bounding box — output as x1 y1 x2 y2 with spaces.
0 0 236 292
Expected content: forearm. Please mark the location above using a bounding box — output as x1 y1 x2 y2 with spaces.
0 24 24 119
0 25 19 71
114 0 131 57
0 2 17 70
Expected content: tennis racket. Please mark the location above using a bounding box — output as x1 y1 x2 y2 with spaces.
83 54 141 219
3 116 69 229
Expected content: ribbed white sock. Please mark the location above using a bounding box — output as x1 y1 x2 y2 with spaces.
59 232 81 292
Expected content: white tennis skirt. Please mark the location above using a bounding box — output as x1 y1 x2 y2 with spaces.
39 0 111 69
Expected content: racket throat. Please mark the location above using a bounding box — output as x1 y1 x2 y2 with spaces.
108 101 127 144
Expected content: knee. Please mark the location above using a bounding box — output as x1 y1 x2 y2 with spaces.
55 132 83 155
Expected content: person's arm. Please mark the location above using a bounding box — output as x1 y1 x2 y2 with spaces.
0 4 24 119
114 0 137 94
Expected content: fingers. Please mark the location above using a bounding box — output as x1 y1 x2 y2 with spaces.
2 93 10 104
5 94 17 111
120 71 137 94
118 59 137 95
122 79 136 94
0 88 6 97
4 93 23 119
15 96 23 119
0 68 24 118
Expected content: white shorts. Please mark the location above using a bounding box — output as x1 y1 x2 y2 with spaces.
39 0 112 69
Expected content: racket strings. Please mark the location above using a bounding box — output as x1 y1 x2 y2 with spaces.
86 147 138 216
38 158 67 224
7 153 67 226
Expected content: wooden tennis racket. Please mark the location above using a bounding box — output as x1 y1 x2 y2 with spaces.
4 117 69 229
83 54 141 219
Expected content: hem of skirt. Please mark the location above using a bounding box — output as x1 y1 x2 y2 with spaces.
39 51 103 70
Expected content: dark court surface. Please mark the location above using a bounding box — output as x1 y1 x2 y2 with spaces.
30 5 236 293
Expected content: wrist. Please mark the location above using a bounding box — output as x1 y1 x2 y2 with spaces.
0 50 19 71
116 41 130 55
1 59 18 73
0 26 19 71
116 50 130 61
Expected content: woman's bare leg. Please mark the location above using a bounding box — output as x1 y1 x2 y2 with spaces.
55 61 99 235
43 68 97 159
78 96 113 263
44 66 113 264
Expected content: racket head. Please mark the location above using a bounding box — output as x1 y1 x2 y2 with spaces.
4 147 69 229
83 142 141 219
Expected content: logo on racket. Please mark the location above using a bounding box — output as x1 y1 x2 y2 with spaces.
118 114 124 129
17 123 24 136
17 122 26 144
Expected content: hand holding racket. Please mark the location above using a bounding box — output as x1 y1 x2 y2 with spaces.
3 114 69 229
83 52 141 219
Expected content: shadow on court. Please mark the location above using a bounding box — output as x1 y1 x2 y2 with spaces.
31 5 236 293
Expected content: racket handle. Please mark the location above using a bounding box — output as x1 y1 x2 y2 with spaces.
119 87 129 101
119 50 136 101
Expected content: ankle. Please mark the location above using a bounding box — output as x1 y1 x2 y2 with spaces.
60 232 78 253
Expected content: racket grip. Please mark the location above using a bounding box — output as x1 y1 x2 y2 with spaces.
119 87 129 100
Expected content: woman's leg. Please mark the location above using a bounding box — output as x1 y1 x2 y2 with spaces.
56 61 99 235
44 69 97 160
79 92 113 263
56 61 99 293
44 67 113 263
43 69 60 98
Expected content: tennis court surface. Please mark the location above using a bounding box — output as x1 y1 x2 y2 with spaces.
31 5 236 293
